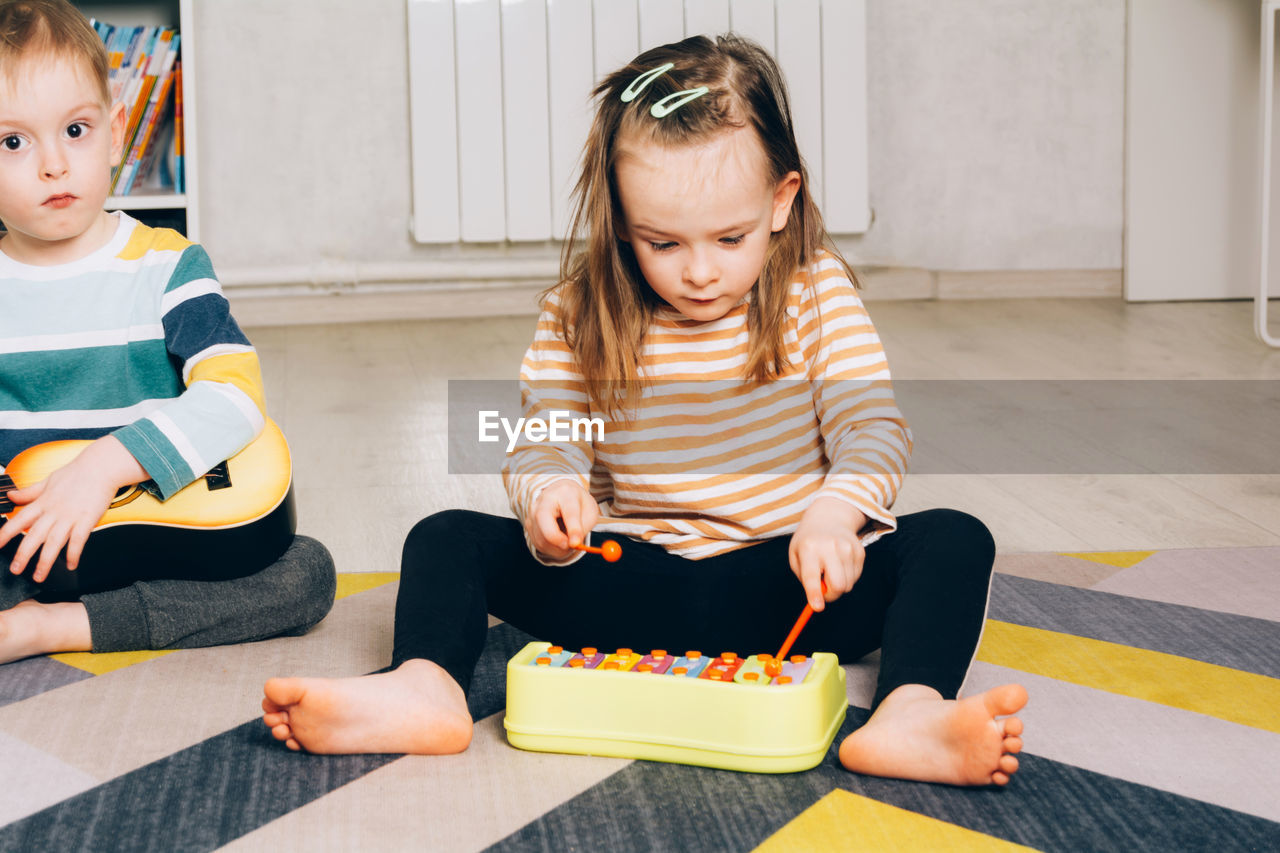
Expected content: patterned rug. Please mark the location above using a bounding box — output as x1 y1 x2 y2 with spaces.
0 548 1277 852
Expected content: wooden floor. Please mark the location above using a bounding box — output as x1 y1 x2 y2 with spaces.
244 297 1280 573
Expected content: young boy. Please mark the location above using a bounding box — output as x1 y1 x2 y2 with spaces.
0 0 334 662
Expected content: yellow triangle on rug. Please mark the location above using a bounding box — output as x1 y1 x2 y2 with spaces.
335 572 399 600
755 789 1037 852
1061 550 1157 568
52 649 175 675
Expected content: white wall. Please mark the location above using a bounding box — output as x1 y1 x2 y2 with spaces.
857 0 1124 271
192 0 1124 285
1125 0 1260 301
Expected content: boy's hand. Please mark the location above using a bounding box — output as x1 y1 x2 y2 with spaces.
789 497 868 611
528 479 599 562
0 436 146 582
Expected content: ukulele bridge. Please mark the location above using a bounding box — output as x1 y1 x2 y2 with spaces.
203 461 232 491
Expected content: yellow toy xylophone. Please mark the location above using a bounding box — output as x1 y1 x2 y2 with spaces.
504 642 847 773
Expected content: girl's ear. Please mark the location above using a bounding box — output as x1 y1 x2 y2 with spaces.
770 171 802 233
108 101 127 166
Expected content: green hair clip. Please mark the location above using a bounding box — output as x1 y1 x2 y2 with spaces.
620 62 674 102
648 86 709 118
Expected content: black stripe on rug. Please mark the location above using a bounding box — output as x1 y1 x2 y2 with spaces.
0 623 533 853
990 574 1280 677
0 656 92 708
486 707 1280 853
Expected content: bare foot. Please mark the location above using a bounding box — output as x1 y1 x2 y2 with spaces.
0 600 92 664
839 683 1027 786
261 658 473 755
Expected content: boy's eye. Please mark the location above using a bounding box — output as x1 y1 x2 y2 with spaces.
647 240 676 252
65 122 87 139
720 235 745 246
1 135 24 152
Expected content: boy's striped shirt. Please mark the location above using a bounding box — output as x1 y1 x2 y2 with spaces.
0 212 266 498
503 250 913 562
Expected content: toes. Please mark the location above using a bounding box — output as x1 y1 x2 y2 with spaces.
982 684 1029 718
998 754 1019 776
991 771 1009 786
263 677 307 707
1003 735 1023 754
271 723 293 742
1002 716 1024 737
263 711 288 727
286 738 301 751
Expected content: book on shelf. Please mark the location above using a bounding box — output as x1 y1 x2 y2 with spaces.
130 65 178 196
173 61 185 194
90 20 184 198
117 40 179 195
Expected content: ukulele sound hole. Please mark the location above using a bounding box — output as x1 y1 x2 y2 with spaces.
110 486 144 508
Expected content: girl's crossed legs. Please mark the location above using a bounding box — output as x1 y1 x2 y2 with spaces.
263 508 1025 785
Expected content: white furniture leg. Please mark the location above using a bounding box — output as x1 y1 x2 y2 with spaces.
1259 1 1280 346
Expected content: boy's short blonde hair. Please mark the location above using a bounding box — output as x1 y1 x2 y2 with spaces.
0 0 109 106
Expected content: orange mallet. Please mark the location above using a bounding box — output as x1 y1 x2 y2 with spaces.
572 539 622 562
764 579 827 678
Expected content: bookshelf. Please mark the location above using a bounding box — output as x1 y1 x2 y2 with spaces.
73 0 198 241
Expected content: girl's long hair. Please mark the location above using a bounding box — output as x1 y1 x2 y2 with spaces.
554 33 857 416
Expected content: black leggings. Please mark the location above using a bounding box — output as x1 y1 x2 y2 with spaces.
394 508 995 709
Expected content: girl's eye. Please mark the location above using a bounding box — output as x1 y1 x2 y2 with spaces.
1 134 25 152
720 235 745 246
65 122 87 139
647 241 676 252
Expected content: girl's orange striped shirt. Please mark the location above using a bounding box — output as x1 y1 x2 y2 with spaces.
503 250 913 562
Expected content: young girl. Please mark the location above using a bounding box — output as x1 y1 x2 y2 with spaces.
262 34 1027 786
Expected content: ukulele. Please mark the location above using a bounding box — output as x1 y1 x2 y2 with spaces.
0 419 296 584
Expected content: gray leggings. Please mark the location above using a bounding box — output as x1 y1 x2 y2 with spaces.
0 535 336 652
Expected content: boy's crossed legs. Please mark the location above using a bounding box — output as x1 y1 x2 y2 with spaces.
0 535 336 663
263 509 1026 786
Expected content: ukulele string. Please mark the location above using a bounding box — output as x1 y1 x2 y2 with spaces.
0 475 15 513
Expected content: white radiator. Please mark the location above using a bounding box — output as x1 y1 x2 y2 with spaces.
407 0 869 244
